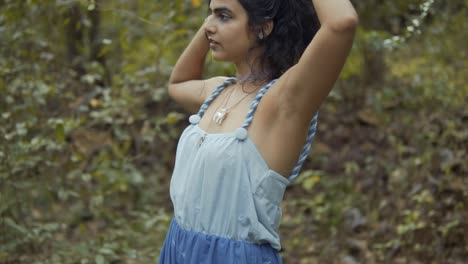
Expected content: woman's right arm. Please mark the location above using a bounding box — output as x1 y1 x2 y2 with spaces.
168 24 217 112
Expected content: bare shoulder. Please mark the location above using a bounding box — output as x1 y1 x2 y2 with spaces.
168 76 229 113
207 76 230 93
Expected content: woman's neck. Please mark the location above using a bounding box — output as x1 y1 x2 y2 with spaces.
235 59 270 86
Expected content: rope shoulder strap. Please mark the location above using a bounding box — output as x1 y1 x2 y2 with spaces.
237 79 319 183
241 79 277 129
288 112 318 183
188 78 236 125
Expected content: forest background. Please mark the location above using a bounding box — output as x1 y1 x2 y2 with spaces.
0 0 466 263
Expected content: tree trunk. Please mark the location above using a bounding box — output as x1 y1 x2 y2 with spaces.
65 3 85 77
88 0 111 86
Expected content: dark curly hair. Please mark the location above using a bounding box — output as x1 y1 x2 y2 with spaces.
209 0 320 81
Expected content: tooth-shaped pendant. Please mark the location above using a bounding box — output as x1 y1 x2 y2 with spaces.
213 108 228 125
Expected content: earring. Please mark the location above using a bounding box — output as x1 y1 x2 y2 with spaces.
258 32 264 40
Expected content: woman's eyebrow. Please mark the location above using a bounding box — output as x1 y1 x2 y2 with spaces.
209 6 233 14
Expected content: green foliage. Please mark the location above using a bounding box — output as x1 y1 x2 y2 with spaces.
0 0 188 262
1 0 467 263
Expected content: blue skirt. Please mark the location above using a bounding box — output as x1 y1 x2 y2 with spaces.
158 218 282 264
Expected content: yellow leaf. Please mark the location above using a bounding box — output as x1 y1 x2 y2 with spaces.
311 175 321 184
302 175 321 190
90 98 101 108
192 0 201 8
166 112 183 125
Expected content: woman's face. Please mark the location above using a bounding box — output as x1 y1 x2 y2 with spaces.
204 0 257 64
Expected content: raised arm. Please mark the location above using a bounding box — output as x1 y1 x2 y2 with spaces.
275 0 358 121
167 23 222 112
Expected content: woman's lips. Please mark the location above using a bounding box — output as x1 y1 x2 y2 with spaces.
208 38 220 48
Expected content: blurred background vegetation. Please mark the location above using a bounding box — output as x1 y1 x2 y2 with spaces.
0 0 466 263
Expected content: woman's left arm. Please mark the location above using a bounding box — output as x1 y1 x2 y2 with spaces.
276 0 358 121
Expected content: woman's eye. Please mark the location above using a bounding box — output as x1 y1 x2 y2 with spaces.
218 13 231 21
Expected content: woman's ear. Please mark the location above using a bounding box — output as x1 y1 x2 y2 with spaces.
262 20 274 38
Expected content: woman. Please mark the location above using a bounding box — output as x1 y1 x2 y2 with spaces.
158 0 358 263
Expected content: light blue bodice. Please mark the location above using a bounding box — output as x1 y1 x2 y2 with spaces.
169 78 318 250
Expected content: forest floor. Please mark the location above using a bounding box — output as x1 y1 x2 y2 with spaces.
277 101 467 264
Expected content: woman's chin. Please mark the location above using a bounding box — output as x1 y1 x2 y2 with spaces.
210 52 230 62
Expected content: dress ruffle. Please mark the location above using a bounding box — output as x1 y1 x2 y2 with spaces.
158 218 282 264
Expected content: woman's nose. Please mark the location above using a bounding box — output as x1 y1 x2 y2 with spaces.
204 15 216 35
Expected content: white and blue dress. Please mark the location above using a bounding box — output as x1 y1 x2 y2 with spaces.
158 78 318 263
